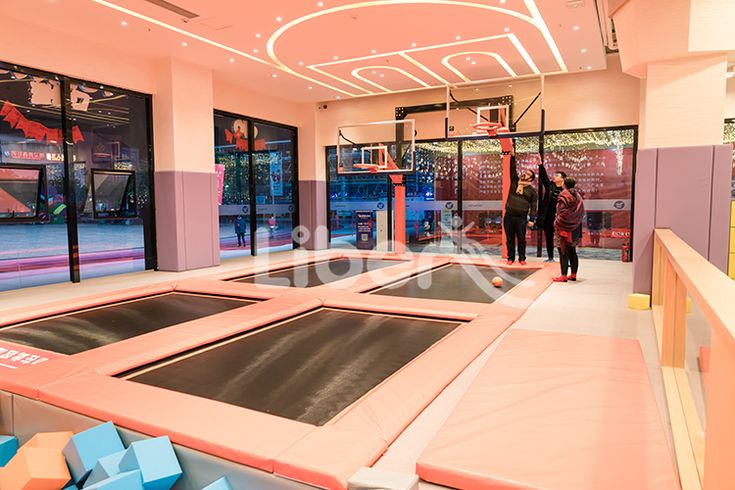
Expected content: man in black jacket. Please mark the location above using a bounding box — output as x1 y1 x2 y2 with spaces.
504 155 537 265
537 163 566 261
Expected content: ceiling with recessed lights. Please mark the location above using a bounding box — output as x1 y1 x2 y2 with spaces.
1 0 607 102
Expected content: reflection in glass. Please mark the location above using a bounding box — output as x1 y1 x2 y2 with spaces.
724 121 735 198
0 167 43 219
91 170 135 219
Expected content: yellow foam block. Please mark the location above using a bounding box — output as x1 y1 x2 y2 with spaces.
730 227 735 254
731 201 735 221
628 293 651 310
686 297 692 314
23 432 74 453
729 253 735 279
0 446 70 490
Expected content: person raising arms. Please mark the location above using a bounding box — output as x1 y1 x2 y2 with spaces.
537 161 566 262
504 154 537 265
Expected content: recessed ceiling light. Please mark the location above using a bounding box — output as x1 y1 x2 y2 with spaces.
253 49 259 53
471 61 477 65
333 55 339 60
276 16 282 22
335 96 341 99
371 49 377 54
499 0 506 3
581 48 587 53
229 58 235 62
465 56 471 61
317 1 324 6
181 42 188 47
573 25 580 30
255 33 261 38
586 66 592 70
475 88 479 92
308 86 313 89
411 42 417 47
372 70 377 74
272 73 278 77
379 74 385 78
504 27 510 32
120 21 128 26
508 84 513 87
299 61 304 66
455 35 461 40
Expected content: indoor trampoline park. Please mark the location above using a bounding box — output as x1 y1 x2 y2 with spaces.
0 2 734 490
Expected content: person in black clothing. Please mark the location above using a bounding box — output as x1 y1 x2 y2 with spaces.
504 155 537 265
537 163 566 261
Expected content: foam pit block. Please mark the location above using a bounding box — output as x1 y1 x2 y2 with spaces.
0 445 71 490
0 435 18 467
84 471 144 490
348 467 419 490
63 422 124 484
627 293 650 310
63 482 79 490
202 477 233 490
24 431 74 452
84 451 125 488
118 436 181 490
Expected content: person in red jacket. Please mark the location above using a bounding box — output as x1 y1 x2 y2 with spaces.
553 177 585 282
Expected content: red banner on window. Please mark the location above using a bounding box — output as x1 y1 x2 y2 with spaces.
0 100 84 145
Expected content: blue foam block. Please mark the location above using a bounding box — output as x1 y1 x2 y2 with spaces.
63 422 125 484
118 436 181 490
84 450 126 488
84 471 144 490
63 482 79 490
0 435 18 467
202 477 233 490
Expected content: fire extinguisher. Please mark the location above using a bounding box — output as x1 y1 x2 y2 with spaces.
621 242 630 263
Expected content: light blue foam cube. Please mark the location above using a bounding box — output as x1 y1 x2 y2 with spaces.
63 482 79 490
118 436 181 490
0 435 18 467
84 471 144 490
63 422 125 484
202 477 233 490
84 450 126 488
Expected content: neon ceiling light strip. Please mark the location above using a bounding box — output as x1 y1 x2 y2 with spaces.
352 66 432 92
89 0 356 96
442 52 518 83
267 0 566 94
399 53 450 85
507 33 540 74
307 66 375 95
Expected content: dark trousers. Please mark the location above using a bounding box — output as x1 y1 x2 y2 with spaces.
504 214 527 261
542 215 555 260
236 232 246 246
558 241 579 276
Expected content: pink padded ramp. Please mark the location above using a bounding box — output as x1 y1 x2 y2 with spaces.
417 329 680 490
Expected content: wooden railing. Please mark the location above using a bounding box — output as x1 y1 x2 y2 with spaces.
652 229 735 490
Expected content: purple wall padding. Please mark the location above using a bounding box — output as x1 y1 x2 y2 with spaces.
709 144 734 272
632 144 733 294
155 171 220 272
298 180 328 250
655 146 714 258
632 149 658 295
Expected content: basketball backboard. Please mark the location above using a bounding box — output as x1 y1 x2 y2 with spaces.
445 76 544 140
337 119 416 175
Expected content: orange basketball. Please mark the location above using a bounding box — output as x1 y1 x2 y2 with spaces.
491 276 503 288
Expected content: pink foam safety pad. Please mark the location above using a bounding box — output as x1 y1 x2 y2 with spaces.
417 329 680 490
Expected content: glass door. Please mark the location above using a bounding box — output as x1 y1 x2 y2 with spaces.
252 122 297 253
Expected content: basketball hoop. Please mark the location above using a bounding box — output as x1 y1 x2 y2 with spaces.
472 121 507 137
353 163 381 174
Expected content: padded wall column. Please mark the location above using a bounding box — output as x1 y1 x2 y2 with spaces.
153 58 219 271
632 144 733 294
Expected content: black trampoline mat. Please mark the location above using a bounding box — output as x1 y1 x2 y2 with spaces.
123 308 460 426
0 293 255 355
371 264 536 303
231 258 402 288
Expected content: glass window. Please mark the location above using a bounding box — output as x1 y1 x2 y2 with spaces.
543 128 636 259
68 82 154 280
724 121 735 198
0 63 156 291
0 67 67 291
327 146 389 249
